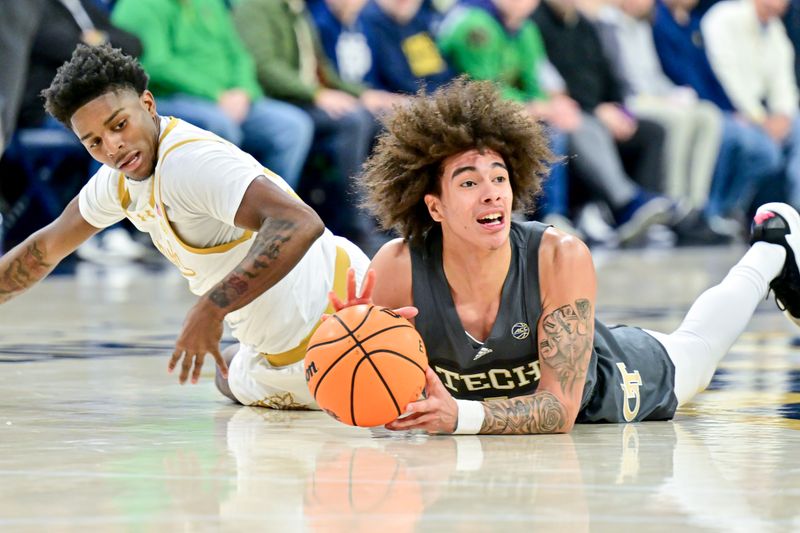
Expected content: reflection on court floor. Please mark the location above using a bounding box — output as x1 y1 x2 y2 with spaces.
1 247 799 531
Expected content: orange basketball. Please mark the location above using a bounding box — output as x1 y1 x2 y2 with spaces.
304 304 428 427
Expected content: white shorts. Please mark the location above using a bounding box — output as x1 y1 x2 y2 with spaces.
226 236 370 409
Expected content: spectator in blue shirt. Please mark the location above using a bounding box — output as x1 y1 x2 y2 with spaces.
308 0 373 84
652 0 732 110
653 0 783 224
358 0 455 94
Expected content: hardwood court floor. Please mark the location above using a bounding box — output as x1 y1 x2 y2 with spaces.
1 245 799 532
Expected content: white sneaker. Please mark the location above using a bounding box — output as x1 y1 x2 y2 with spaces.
101 228 148 260
576 202 618 246
76 228 147 264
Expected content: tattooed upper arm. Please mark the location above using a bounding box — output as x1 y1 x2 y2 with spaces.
202 177 324 315
478 230 597 435
538 298 594 396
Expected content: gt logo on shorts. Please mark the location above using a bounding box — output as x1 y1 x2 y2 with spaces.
616 362 643 422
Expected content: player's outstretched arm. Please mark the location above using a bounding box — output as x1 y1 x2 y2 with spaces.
169 176 325 384
0 196 100 304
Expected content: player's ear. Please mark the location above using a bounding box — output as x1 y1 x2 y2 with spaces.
141 90 156 115
424 193 443 222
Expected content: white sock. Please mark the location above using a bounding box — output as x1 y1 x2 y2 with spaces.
646 242 786 405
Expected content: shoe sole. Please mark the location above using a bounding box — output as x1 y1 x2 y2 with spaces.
616 198 674 245
755 202 800 327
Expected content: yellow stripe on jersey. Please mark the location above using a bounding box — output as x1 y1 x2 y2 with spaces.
159 117 180 143
261 246 351 367
116 172 131 210
155 137 254 254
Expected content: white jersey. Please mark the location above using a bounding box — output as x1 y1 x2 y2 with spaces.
78 116 340 355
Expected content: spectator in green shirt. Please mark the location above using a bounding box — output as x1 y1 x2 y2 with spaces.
112 0 313 187
232 0 403 243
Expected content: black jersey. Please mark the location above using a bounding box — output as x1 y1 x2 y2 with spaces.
409 221 678 423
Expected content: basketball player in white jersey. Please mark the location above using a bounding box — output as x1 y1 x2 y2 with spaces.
0 44 370 409
339 79 800 434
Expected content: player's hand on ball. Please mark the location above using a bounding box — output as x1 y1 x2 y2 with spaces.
169 300 228 384
327 268 418 320
385 367 458 434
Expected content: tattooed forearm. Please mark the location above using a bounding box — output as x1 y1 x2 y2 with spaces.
0 241 54 303
207 218 297 309
538 298 594 394
480 391 568 434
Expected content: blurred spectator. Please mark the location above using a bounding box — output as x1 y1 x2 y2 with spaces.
18 0 142 129
308 0 373 84
9 0 147 262
652 0 781 225
703 0 800 207
233 0 401 242
0 0 46 155
358 0 456 93
592 0 723 220
534 0 669 197
652 0 733 109
111 0 314 187
782 0 800 92
439 0 676 243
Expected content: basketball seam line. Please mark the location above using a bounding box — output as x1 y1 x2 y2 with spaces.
311 323 414 399
307 316 414 352
311 323 415 399
353 352 402 425
307 305 379 351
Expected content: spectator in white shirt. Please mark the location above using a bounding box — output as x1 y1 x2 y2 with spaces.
703 0 800 207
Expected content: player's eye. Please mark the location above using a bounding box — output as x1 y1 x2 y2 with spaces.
114 119 127 130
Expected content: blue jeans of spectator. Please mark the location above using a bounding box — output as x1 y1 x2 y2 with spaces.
783 115 800 208
302 104 379 238
156 95 314 188
303 104 377 187
706 115 782 218
538 127 569 217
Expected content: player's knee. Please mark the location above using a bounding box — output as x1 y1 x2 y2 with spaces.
215 344 241 403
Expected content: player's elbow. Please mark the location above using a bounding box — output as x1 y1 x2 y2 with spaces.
540 389 580 434
558 418 576 434
297 204 325 242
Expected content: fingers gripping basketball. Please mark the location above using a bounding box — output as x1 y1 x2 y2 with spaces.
304 305 428 427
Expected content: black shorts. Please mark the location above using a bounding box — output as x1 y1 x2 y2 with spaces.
577 325 678 423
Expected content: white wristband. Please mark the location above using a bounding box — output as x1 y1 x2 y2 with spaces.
454 399 485 434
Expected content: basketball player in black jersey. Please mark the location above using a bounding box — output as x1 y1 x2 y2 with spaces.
332 79 800 435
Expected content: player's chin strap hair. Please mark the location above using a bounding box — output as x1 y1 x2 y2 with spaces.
454 399 485 434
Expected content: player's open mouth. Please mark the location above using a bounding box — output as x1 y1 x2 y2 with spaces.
477 212 504 227
119 151 141 171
